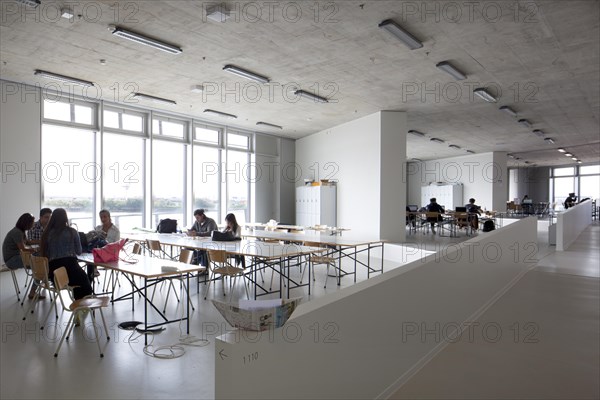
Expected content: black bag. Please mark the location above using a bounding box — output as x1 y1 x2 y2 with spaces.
482 220 495 232
157 219 177 233
211 230 240 241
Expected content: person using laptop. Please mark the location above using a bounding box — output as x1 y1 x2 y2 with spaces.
222 213 245 268
564 193 577 209
187 209 218 267
426 198 445 234
465 198 482 230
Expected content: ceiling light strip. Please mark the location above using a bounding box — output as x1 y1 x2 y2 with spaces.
133 92 176 105
499 105 517 117
378 19 423 50
256 121 283 129
294 90 329 103
473 88 497 103
430 138 445 144
436 61 466 80
204 109 237 119
408 130 426 137
223 65 270 84
110 26 182 54
34 69 94 87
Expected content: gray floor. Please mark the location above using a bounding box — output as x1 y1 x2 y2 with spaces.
1 221 598 399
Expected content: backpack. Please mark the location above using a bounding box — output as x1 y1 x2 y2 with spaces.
157 218 178 233
482 220 495 232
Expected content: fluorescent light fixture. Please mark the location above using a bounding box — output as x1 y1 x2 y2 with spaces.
544 138 555 144
16 0 40 7
410 158 423 162
557 148 566 153
294 90 329 103
132 92 176 105
61 8 74 19
466 150 476 154
572 157 578 161
518 119 532 128
378 19 423 50
204 109 237 119
223 65 270 84
514 157 521 160
499 106 517 117
449 144 461 149
34 69 94 87
564 153 573 157
473 88 497 102
110 26 182 54
430 138 445 144
408 130 425 137
190 85 204 93
577 161 583 164
206 4 231 22
532 129 544 137
524 161 530 164
507 154 515 159
256 121 283 130
436 61 466 80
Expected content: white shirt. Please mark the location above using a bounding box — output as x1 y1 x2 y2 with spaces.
95 224 120 243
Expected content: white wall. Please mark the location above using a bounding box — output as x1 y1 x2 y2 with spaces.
556 199 593 251
407 152 507 211
295 111 407 242
0 81 42 262
215 217 538 399
278 138 296 225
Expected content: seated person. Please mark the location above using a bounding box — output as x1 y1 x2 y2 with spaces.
465 198 482 230
27 208 52 246
564 193 577 209
3 213 40 299
187 209 218 267
222 213 245 268
426 198 445 234
95 209 120 243
405 206 416 228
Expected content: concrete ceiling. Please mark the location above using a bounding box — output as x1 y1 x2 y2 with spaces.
1 0 599 167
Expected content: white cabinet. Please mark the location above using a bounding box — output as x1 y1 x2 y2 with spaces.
296 186 337 227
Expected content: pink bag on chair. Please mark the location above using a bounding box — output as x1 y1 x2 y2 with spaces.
92 239 128 263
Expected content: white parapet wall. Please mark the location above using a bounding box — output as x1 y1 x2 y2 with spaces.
215 217 538 399
556 200 593 251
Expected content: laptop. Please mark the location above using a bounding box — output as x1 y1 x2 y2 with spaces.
211 230 239 241
455 206 467 212
408 205 418 212
523 199 533 204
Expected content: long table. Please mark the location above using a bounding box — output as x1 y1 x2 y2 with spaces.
78 253 205 344
241 230 386 283
122 234 325 299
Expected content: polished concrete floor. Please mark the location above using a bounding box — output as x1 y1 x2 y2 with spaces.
1 221 598 399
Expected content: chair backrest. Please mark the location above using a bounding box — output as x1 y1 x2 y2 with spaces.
425 212 440 218
289 229 304 234
303 241 323 249
30 255 50 282
207 249 228 264
53 266 69 291
179 249 193 264
20 250 32 271
146 239 162 256
132 242 142 254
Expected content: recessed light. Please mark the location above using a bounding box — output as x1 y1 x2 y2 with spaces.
190 85 204 93
565 153 573 157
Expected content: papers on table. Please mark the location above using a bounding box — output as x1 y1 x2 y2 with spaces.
212 298 302 331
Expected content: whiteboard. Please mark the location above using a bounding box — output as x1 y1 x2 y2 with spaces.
421 184 463 211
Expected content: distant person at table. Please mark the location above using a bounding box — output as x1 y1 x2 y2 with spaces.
564 193 577 209
405 206 416 228
187 209 218 268
465 198 482 230
3 213 39 299
223 213 245 268
426 198 445 234
40 208 92 300
187 209 218 237
522 195 530 203
95 209 120 243
27 208 52 246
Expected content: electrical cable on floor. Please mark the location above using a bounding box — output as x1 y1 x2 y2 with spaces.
138 272 209 359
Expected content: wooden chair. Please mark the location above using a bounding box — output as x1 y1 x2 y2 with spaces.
162 249 196 312
204 249 248 302
302 241 338 289
52 267 110 357
22 255 60 329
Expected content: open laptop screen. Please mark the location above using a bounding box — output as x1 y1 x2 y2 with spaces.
408 205 418 212
455 206 467 212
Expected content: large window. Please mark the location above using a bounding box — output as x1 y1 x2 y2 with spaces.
193 146 220 224
103 133 145 231
42 124 96 231
550 164 600 208
152 140 185 229
226 150 250 222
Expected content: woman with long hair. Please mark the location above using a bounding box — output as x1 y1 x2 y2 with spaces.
40 208 92 300
2 213 38 299
223 213 244 268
